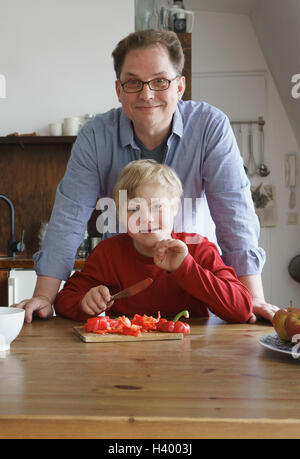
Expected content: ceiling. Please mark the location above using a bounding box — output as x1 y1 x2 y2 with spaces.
185 0 259 16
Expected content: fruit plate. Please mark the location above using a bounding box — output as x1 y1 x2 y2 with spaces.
259 333 300 358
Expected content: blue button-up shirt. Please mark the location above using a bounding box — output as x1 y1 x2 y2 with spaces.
33 100 265 280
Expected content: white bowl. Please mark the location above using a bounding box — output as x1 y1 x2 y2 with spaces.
0 307 25 351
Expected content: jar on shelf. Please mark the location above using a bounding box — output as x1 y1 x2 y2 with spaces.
38 222 48 250
76 230 90 259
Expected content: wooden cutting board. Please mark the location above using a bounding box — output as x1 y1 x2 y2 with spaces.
73 326 183 343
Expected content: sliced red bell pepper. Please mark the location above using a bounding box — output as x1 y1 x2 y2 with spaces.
83 310 190 336
84 316 109 332
132 312 160 330
118 324 141 336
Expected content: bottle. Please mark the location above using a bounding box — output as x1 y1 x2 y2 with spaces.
38 222 48 250
77 230 89 258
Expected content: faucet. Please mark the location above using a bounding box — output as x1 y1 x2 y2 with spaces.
0 194 25 257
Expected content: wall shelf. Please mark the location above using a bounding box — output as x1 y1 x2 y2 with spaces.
0 136 76 144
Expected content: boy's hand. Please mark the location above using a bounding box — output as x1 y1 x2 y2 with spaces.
153 239 188 272
81 285 112 316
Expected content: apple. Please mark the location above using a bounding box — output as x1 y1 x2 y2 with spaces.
272 308 292 341
284 309 300 341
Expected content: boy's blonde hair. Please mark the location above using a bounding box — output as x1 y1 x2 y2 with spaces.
113 159 183 211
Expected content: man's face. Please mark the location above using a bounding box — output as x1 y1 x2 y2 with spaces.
115 45 185 134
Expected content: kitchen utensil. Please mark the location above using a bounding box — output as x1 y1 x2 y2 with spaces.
90 237 101 251
164 1 194 32
235 124 248 174
288 255 300 283
289 187 296 209
73 326 183 343
246 125 257 177
285 153 298 209
107 277 153 306
257 118 270 177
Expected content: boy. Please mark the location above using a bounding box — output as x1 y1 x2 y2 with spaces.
54 160 252 323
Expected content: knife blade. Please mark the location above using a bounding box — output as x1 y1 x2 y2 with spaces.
107 277 153 306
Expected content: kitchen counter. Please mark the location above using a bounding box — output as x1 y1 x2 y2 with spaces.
0 315 300 439
0 257 86 269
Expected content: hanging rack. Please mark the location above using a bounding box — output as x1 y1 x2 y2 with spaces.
230 116 265 126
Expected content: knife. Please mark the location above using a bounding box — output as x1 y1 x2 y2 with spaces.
106 277 153 306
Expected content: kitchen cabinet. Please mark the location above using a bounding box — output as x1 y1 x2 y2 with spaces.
8 269 37 304
0 137 76 258
177 32 191 100
0 258 85 306
7 269 76 305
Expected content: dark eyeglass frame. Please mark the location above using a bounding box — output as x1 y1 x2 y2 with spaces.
119 76 179 93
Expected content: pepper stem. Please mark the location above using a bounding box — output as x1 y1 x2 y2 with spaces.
173 310 189 322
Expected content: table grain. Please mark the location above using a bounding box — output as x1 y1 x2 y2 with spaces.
0 315 300 439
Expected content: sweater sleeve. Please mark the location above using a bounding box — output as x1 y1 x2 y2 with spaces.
54 242 114 322
54 271 96 322
169 239 253 323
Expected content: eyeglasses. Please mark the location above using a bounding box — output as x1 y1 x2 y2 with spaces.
119 76 178 93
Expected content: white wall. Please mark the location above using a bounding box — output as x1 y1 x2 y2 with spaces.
190 10 300 307
252 0 300 149
0 0 134 135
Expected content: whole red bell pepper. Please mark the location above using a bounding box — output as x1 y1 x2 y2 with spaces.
157 318 175 332
157 310 190 334
173 321 190 333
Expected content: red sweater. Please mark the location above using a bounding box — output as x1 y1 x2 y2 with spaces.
54 232 252 323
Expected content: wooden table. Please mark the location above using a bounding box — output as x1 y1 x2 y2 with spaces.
0 315 300 439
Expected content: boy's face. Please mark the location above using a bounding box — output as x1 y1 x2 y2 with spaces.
121 183 179 256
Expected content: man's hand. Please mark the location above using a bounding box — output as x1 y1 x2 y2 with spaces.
248 298 280 324
13 296 53 324
238 274 279 324
153 238 188 272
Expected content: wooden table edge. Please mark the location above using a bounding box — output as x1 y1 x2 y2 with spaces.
1 415 300 439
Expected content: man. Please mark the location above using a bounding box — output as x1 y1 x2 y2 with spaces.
15 29 278 323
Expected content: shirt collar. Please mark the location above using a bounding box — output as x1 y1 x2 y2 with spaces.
119 103 184 148
172 103 183 138
120 109 135 148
